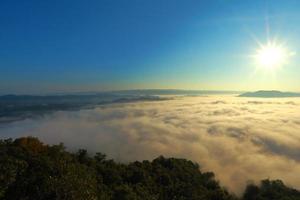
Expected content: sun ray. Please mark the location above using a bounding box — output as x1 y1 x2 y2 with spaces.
252 39 295 72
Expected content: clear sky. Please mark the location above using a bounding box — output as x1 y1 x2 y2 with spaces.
1 0 300 94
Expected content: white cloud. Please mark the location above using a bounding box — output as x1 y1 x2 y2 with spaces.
1 96 300 194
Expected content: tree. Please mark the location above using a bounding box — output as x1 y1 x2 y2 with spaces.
1 137 300 200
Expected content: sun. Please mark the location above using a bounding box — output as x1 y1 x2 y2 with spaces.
254 40 294 70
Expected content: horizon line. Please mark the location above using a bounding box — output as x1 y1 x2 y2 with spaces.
1 89 300 96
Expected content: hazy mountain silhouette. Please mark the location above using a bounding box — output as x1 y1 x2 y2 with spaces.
239 90 300 98
0 93 169 124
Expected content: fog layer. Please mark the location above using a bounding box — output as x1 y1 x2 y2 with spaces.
1 96 300 193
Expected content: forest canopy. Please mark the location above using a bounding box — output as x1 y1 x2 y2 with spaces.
0 136 299 200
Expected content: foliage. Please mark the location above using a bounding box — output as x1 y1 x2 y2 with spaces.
0 137 299 200
243 179 300 200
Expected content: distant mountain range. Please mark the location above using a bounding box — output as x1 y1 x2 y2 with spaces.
0 90 242 124
0 89 240 97
239 90 300 98
0 93 169 124
110 89 240 95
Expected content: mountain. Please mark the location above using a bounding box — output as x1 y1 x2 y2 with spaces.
112 89 240 96
0 93 169 124
2 136 300 200
239 90 300 98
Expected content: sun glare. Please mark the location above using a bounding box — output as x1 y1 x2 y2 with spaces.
254 41 294 70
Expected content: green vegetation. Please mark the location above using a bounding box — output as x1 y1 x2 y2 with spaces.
0 137 299 200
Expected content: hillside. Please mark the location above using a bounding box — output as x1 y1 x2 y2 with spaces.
239 90 300 98
1 137 300 200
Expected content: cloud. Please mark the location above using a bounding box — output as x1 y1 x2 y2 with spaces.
1 96 300 194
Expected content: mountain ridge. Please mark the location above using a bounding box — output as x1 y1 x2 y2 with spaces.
239 90 300 98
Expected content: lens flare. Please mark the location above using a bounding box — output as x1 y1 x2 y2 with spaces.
254 40 294 70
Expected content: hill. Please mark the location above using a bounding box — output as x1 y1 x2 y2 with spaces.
1 136 300 200
0 93 168 124
239 90 300 98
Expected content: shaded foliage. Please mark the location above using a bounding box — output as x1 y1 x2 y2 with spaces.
243 179 300 200
0 137 299 200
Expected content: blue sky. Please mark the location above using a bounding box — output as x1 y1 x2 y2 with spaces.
0 0 300 94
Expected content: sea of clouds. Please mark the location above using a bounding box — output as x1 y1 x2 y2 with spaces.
1 95 300 193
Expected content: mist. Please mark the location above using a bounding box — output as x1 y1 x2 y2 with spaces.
1 96 300 194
